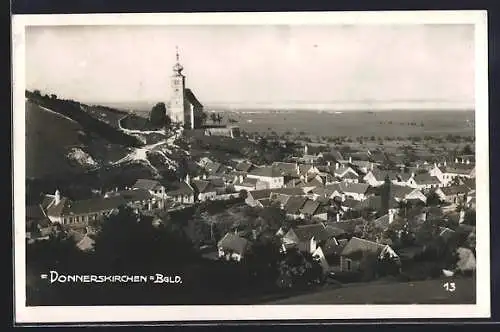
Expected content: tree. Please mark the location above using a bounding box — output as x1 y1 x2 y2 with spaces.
149 102 168 128
210 113 217 124
462 144 474 155
426 191 443 207
258 203 286 232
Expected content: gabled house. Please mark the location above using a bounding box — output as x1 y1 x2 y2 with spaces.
233 175 268 192
363 170 399 187
191 179 217 202
132 179 166 199
321 237 349 271
333 164 359 180
245 187 305 208
247 166 285 189
339 237 399 272
41 190 127 225
283 196 308 219
299 199 321 219
435 162 476 186
391 185 427 204
435 184 469 205
165 175 195 204
407 173 442 190
217 232 251 262
235 161 255 173
282 223 332 254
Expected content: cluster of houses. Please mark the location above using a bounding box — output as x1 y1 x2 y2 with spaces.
26 143 477 276
214 146 476 275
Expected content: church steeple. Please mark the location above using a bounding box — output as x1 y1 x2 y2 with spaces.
172 45 184 76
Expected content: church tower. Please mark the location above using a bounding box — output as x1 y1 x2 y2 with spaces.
170 46 186 125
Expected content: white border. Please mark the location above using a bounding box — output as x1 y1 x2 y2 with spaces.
13 11 490 323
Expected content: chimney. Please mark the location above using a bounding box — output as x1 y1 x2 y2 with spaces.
185 174 191 185
370 163 374 171
54 189 61 205
349 156 352 163
341 193 346 202
444 160 447 166
304 144 308 155
239 175 244 183
202 173 207 180
388 210 394 224
336 162 339 170
466 159 470 165
327 161 331 167
295 162 299 174
336 213 340 222
411 172 415 179
455 158 458 163
434 162 437 168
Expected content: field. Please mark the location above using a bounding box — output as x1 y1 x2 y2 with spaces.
264 276 475 304
229 110 475 138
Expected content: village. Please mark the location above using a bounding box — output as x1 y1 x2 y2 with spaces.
25 49 477 301
26 138 477 284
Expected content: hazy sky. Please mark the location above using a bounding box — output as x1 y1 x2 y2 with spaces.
25 24 475 109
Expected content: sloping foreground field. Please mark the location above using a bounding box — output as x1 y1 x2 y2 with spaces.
264 277 475 305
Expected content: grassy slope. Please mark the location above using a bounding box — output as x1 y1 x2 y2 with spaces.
264 276 475 304
25 100 86 179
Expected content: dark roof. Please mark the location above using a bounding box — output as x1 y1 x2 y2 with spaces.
439 164 475 175
251 187 305 201
300 200 321 215
462 178 476 190
184 88 203 108
132 179 162 191
339 182 370 195
284 196 308 214
323 238 348 256
45 197 70 217
441 185 470 196
272 162 298 176
292 223 330 242
341 237 389 258
235 161 254 172
208 176 225 188
325 218 366 234
391 185 416 199
166 181 195 196
64 196 126 215
413 174 441 185
191 179 216 193
217 232 250 255
370 170 399 181
41 195 55 210
298 177 323 189
205 161 222 175
324 225 347 238
248 166 283 178
341 198 360 209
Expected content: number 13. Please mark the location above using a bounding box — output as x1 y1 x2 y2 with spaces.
443 282 456 292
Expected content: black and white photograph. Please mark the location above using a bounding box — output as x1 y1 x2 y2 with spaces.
13 11 490 323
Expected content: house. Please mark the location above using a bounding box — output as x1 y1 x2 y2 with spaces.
203 160 224 176
339 237 399 272
235 161 254 173
407 173 442 190
112 188 159 211
338 182 371 201
247 166 285 189
41 190 127 225
435 184 469 205
282 223 332 254
245 187 305 208
165 175 195 204
132 179 166 198
299 199 322 219
321 237 349 271
217 232 251 262
333 164 359 180
272 162 300 178
191 179 217 202
233 175 268 192
435 162 476 186
350 160 374 175
373 210 402 230
391 185 427 204
363 170 399 187
283 196 308 219
26 204 51 240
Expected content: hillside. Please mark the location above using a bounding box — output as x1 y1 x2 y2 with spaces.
25 100 90 179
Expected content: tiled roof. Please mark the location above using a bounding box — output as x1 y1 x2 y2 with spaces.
248 166 283 178
235 161 254 172
339 182 370 195
341 237 388 258
132 179 162 191
413 174 441 185
64 196 126 215
191 179 216 193
323 238 348 256
284 196 308 214
300 200 321 215
441 185 469 196
166 181 195 196
46 197 70 217
217 232 250 255
292 223 330 242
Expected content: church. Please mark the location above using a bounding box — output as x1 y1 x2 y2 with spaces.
168 48 204 129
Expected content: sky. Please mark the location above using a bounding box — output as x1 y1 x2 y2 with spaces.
25 24 475 109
